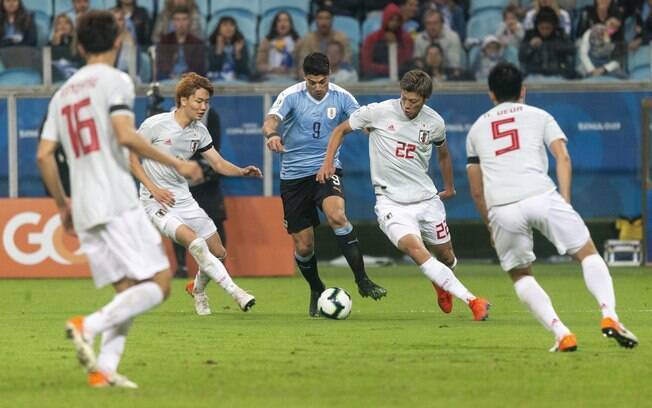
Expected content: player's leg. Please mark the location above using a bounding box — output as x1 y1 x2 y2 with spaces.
319 174 386 300
292 227 325 316
427 241 456 313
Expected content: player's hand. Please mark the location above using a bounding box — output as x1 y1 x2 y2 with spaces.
437 188 456 200
152 187 175 207
240 165 263 177
316 162 335 184
266 135 285 152
176 160 202 184
57 199 76 237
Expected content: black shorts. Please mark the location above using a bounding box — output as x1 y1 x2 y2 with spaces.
280 169 345 234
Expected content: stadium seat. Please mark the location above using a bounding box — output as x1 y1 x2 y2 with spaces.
139 50 152 83
33 10 51 47
260 0 309 17
207 10 257 45
361 11 382 41
54 0 106 15
466 9 503 42
23 0 53 17
581 75 623 82
630 67 651 80
624 16 637 43
210 0 260 16
628 45 651 72
0 68 42 86
258 10 308 43
469 0 509 16
158 0 209 19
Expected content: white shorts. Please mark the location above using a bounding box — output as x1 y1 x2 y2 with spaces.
374 195 451 247
143 199 217 241
78 206 170 288
489 190 591 271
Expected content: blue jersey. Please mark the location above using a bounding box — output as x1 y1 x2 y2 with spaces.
268 82 359 180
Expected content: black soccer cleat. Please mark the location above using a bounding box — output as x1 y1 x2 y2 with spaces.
357 278 387 300
601 317 639 349
309 290 321 317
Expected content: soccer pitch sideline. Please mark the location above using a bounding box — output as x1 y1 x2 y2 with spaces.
0 264 650 407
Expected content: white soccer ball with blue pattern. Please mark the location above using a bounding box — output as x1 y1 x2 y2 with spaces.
318 288 352 319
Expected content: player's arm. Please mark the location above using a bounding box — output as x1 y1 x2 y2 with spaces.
467 163 489 226
128 152 176 207
200 147 262 177
435 141 456 200
111 114 202 183
37 139 75 235
549 139 572 203
316 120 354 183
262 114 285 152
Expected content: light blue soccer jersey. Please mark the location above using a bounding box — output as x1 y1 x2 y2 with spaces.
268 82 359 180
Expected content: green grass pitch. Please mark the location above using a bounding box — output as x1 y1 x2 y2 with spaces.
1 264 650 407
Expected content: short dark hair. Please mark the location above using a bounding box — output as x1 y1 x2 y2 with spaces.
399 70 433 99
488 63 522 103
315 7 333 17
76 10 118 54
172 5 190 17
303 52 330 76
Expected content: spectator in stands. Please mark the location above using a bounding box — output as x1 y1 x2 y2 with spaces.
420 43 463 81
578 21 627 78
112 0 151 46
157 5 205 80
0 0 36 47
496 4 525 48
327 40 358 82
472 35 507 81
629 0 652 47
65 0 90 26
152 0 203 43
49 13 82 80
255 11 302 80
413 10 463 76
400 0 420 38
519 6 576 78
523 0 572 36
420 0 466 42
361 3 413 79
111 7 138 75
207 16 250 81
298 8 351 74
312 0 364 19
576 0 623 41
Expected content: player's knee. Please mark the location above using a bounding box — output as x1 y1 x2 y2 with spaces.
295 241 315 257
438 251 456 268
212 245 227 260
326 213 348 229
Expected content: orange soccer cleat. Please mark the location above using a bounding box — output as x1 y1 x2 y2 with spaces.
601 317 638 348
185 280 195 297
431 283 453 313
89 371 138 389
550 333 578 352
468 297 491 321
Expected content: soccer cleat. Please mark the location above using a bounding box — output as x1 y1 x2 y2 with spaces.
88 371 138 389
549 333 578 352
185 279 195 297
432 283 453 313
65 316 97 372
601 317 638 348
232 288 256 312
185 280 212 315
309 290 321 317
357 278 387 300
468 297 490 321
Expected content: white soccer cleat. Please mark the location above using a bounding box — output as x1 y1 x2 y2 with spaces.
88 371 138 389
65 316 97 372
233 288 256 312
194 292 212 316
111 373 139 389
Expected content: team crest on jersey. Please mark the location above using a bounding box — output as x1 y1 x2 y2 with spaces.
190 139 199 153
327 107 337 120
418 130 430 145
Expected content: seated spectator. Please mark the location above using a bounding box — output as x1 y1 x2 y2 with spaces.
298 8 351 74
152 0 203 43
519 7 576 78
414 10 463 75
65 0 90 26
311 0 364 19
207 16 250 81
111 7 138 75
0 0 36 47
157 5 205 80
327 40 358 82
578 21 627 78
361 3 413 79
576 0 623 40
472 35 507 81
255 11 302 80
400 0 420 38
523 0 572 36
420 43 465 81
420 0 466 42
49 13 82 80
111 0 152 46
496 4 525 48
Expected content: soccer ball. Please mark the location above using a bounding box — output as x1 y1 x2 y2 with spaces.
318 288 352 320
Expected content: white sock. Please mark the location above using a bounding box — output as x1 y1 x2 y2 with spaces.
193 270 211 292
581 254 618 320
188 238 238 296
84 282 164 336
97 319 132 374
514 276 570 339
419 257 475 304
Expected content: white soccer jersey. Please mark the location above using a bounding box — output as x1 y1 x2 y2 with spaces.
41 63 139 231
349 99 446 204
465 102 567 208
137 111 212 207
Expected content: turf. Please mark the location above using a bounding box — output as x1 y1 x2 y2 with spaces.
0 263 650 407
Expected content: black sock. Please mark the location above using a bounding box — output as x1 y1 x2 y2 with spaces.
295 254 325 293
335 229 368 283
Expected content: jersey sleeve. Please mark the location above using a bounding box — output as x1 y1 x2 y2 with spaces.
268 90 294 120
542 114 567 147
196 124 214 153
40 104 59 142
432 121 446 147
108 72 135 117
342 92 360 118
137 120 156 143
348 103 377 130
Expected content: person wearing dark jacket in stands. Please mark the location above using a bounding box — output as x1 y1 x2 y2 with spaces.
156 5 205 80
0 0 36 47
